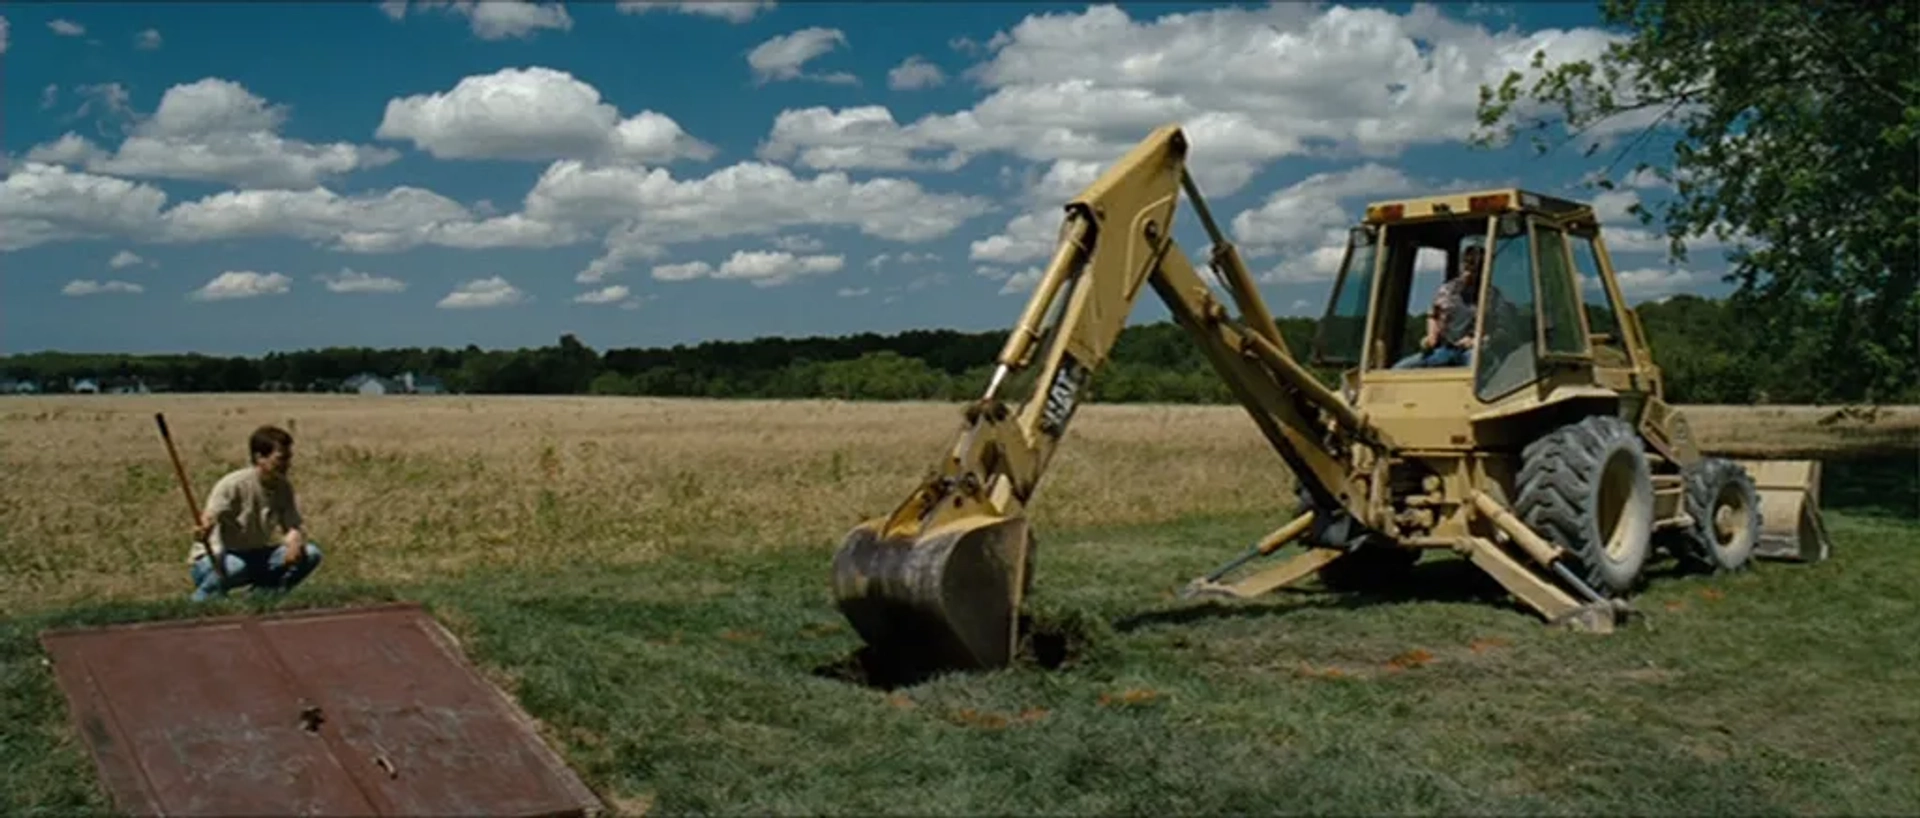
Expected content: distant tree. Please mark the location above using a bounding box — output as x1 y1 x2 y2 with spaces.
1474 0 1919 403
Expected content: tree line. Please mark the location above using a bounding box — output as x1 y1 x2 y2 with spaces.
2 295 1910 405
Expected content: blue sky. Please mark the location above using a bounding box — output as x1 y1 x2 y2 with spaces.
0 1 1734 356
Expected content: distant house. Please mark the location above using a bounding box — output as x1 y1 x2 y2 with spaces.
342 372 402 395
342 371 445 395
400 372 446 394
0 378 39 394
72 378 100 394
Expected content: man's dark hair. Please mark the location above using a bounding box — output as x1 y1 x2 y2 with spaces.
249 424 294 461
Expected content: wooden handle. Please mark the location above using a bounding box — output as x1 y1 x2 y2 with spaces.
156 413 224 579
155 413 202 525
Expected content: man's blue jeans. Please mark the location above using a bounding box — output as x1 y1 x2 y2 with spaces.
190 542 323 601
1392 344 1469 369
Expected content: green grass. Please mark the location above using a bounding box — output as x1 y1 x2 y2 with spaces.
6 507 1918 816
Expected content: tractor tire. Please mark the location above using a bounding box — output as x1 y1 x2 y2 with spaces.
1515 415 1656 597
1670 457 1762 574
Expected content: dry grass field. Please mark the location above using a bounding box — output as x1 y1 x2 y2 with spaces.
3 393 1918 815
1 394 1915 616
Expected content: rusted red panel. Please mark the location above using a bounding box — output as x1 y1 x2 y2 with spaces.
39 603 605 817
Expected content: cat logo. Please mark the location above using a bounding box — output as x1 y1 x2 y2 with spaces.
1039 354 1088 438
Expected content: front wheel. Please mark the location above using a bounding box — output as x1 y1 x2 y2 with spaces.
1515 415 1657 596
1670 457 1762 574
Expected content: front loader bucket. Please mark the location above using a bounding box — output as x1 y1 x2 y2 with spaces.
1737 459 1834 563
830 514 1033 674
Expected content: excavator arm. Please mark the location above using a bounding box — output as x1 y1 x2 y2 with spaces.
829 125 1392 673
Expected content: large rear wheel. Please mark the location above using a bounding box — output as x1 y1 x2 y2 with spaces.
1515 415 1656 596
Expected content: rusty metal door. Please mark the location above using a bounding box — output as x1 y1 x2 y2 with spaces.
39 602 605 817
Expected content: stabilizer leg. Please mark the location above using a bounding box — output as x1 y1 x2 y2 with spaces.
1177 511 1330 600
1183 547 1344 600
1454 536 1621 633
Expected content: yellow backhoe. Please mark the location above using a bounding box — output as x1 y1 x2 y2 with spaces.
829 124 1833 674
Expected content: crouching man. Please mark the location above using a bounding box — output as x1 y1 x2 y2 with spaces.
188 424 323 601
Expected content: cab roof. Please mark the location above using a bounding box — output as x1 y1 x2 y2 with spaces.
1361 188 1592 224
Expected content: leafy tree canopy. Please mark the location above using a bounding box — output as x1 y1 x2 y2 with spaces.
1474 0 1918 403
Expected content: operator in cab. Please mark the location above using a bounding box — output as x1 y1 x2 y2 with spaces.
1393 243 1484 369
186 424 324 601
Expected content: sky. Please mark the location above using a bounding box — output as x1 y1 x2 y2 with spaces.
0 1 1738 357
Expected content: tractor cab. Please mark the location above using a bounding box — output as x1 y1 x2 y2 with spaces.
1312 188 1648 410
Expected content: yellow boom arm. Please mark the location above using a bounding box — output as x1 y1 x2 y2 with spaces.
829 124 1388 672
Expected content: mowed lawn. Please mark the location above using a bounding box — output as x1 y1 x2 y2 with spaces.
2 394 1916 815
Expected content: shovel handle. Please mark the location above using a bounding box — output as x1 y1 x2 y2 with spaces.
156 413 224 579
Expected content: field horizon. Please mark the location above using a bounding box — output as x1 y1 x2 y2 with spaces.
3 393 1916 616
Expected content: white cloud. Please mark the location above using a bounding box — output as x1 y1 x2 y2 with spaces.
652 250 843 287
166 186 455 244
192 271 291 301
756 106 963 171
748 27 855 85
651 261 711 282
574 284 630 304
962 158 1117 268
65 83 136 126
616 1 774 23
0 162 170 252
1227 163 1500 283
1230 163 1416 258
461 0 571 39
997 266 1045 296
109 249 145 268
26 133 110 166
63 279 143 296
968 211 1058 266
888 56 946 90
438 276 526 309
49 19 85 37
837 287 870 298
522 159 992 282
1610 266 1714 302
135 28 161 49
757 4 1627 190
575 223 665 284
384 0 572 40
1585 187 1731 257
1 17 9 54
867 250 939 270
772 234 825 253
376 67 716 164
27 78 398 189
758 106 965 172
4 149 578 258
317 269 407 293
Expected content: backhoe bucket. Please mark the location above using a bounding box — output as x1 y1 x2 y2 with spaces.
1737 459 1833 563
830 514 1033 673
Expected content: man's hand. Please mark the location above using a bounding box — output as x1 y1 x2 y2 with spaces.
283 529 306 565
192 520 213 544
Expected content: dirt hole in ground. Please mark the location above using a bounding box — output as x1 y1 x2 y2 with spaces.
811 612 1094 691
1016 612 1093 671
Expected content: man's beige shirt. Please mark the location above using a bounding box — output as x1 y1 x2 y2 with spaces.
187 467 304 562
